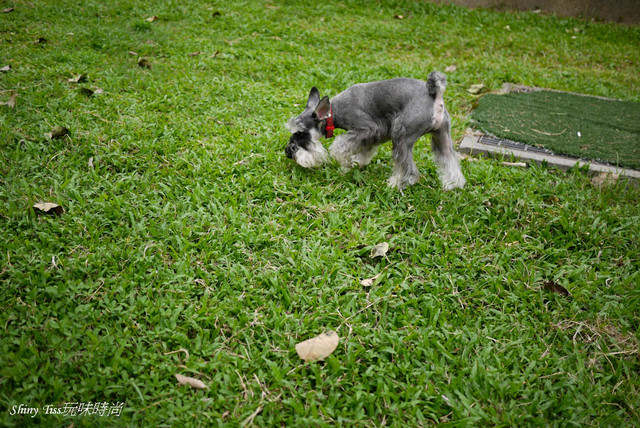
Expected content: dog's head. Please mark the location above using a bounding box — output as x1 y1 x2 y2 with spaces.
285 87 331 168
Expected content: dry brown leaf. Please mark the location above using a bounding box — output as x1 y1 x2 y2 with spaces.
188 51 201 57
467 83 485 95
394 14 404 19
543 195 560 205
445 64 457 73
295 331 339 362
49 126 70 139
0 91 17 108
33 202 64 215
67 74 87 83
138 58 152 68
93 88 104 95
370 242 389 259
2 7 14 13
145 16 158 22
501 161 527 168
590 172 619 188
459 153 479 162
361 272 381 287
0 65 10 72
175 373 208 389
543 280 571 297
360 265 390 287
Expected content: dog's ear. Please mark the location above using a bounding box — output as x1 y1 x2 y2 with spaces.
306 87 321 110
313 96 331 121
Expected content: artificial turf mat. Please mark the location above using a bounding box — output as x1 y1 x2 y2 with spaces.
470 91 640 170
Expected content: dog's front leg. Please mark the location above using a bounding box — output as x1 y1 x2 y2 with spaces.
329 131 367 171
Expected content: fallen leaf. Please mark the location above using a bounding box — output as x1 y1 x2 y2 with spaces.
0 65 10 72
175 374 208 390
93 88 104 95
361 272 383 287
467 84 485 95
33 202 64 215
49 126 70 139
0 91 17 108
460 154 478 162
2 7 14 13
210 50 220 58
361 264 391 287
295 331 339 362
145 15 158 22
543 195 559 205
394 14 404 19
370 242 389 259
67 74 88 83
445 64 457 73
188 51 201 57
501 161 527 168
543 280 571 297
79 87 94 97
138 58 151 68
590 172 619 188
128 51 138 56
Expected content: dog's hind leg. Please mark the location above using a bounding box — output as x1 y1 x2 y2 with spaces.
430 118 466 191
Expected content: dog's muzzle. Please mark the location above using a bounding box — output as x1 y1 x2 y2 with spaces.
285 143 298 159
285 131 310 159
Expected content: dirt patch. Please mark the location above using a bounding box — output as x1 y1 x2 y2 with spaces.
433 0 640 24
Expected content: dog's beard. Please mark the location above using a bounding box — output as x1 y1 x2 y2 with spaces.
293 129 328 168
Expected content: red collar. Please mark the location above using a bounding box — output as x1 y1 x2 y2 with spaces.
325 106 334 138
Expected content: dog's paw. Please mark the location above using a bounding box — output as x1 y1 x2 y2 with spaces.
387 175 404 190
441 172 466 191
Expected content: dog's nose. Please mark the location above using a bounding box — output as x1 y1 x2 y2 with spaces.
285 144 297 159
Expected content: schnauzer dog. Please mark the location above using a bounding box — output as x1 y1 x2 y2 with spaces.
285 71 466 191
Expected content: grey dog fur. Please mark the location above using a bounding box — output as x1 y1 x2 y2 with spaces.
286 71 466 191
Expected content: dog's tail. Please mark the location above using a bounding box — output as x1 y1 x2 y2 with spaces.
427 71 447 97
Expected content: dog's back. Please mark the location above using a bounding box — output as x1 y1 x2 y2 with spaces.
334 78 431 115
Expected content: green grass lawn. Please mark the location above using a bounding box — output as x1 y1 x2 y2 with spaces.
1 0 639 426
